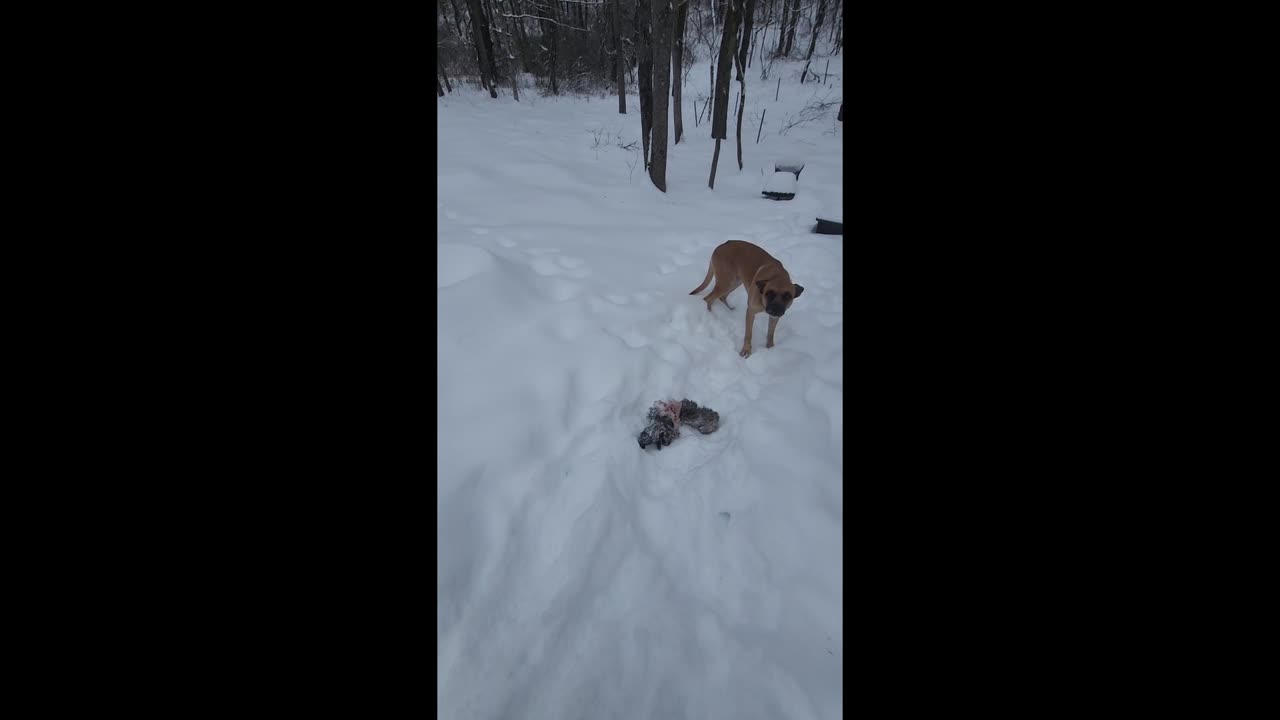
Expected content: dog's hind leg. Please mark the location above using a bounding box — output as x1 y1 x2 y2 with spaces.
704 277 736 311
713 278 742 310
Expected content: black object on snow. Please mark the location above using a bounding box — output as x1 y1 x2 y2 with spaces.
679 399 720 435
762 171 797 201
815 218 843 235
638 399 721 450
838 103 844 122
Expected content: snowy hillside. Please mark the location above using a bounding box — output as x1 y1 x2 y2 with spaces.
438 49 843 720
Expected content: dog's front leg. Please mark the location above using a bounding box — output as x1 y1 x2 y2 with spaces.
740 308 758 357
766 315 779 348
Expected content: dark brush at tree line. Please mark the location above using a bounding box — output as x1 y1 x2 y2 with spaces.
437 0 843 192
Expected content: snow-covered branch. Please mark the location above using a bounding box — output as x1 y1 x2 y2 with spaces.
499 12 590 32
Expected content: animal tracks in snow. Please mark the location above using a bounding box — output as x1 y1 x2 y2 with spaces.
608 326 651 348
534 277 583 302
525 248 592 279
653 341 690 365
531 256 576 277
436 73 844 719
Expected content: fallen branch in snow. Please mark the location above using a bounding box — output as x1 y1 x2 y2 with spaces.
588 127 639 153
625 148 638 183
778 90 841 135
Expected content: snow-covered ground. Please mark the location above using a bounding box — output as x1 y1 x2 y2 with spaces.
438 48 843 720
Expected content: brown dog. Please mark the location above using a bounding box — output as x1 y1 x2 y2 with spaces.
689 240 804 358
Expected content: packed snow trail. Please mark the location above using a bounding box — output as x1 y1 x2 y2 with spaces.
438 52 843 720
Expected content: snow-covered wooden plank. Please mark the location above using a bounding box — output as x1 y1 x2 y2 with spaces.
774 160 806 179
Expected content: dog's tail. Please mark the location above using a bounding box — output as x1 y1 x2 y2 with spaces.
689 261 714 296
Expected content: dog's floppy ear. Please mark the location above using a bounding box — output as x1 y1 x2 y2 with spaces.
756 281 767 294
793 284 804 298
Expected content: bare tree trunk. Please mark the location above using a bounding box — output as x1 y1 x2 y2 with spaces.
447 0 467 40
438 0 453 41
800 0 826 83
466 3 490 92
783 0 799 54
672 0 688 142
510 57 520 99
543 2 560 95
650 0 673 191
709 62 714 112
488 0 505 65
734 48 746 169
601 8 610 74
501 3 521 100
437 76 445 97
709 138 721 189
467 0 499 97
637 0 654 169
709 0 741 189
775 0 789 56
613 0 627 113
737 0 757 73
833 4 842 52
758 0 773 75
509 0 531 69
438 48 453 92
479 0 500 83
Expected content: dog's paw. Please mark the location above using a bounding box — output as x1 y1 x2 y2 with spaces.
766 339 774 349
739 346 752 358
